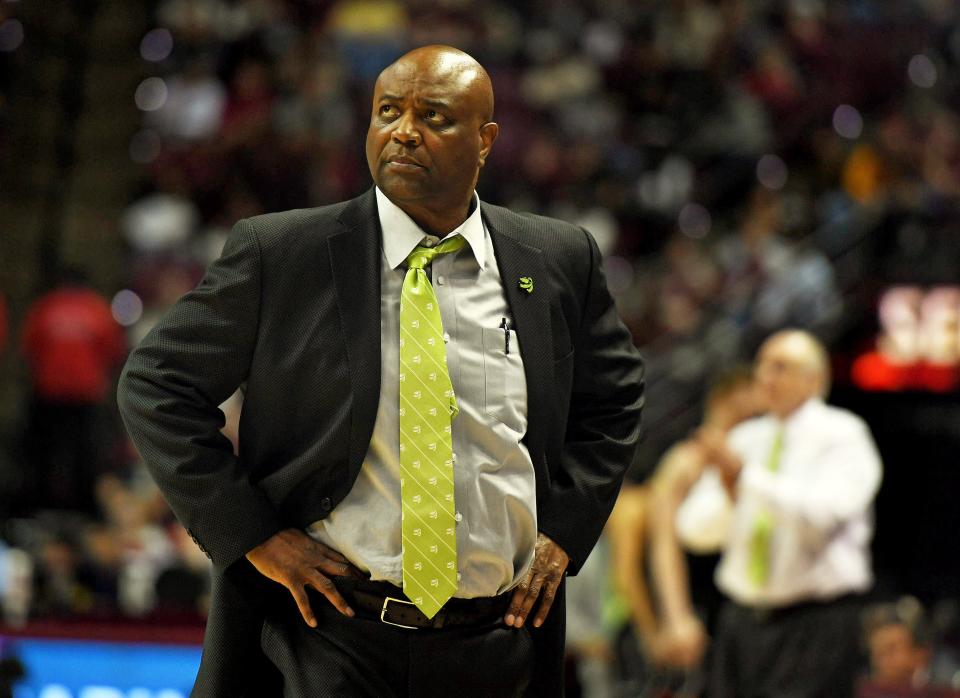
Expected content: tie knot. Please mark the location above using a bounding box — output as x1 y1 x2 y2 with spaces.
406 235 466 271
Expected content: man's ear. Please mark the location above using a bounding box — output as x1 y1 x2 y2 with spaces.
478 122 499 168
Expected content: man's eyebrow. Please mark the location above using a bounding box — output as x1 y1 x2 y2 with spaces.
377 93 453 110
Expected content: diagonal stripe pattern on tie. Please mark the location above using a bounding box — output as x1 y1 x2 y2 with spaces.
748 425 784 587
399 235 465 618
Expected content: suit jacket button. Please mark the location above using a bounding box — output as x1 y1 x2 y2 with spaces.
321 497 332 512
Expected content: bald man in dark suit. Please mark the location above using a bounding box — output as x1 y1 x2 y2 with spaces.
119 45 644 697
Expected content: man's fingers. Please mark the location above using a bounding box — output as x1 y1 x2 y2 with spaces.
310 541 350 564
506 573 547 628
289 584 318 628
531 578 559 628
504 574 533 627
307 571 355 618
313 557 359 579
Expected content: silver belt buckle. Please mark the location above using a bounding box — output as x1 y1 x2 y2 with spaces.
380 596 420 630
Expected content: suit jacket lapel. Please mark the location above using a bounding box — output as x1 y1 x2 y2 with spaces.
329 189 382 474
483 203 552 464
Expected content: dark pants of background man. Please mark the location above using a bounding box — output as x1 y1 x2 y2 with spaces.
708 595 864 698
260 583 535 697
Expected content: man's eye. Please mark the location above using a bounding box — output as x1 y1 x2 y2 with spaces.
380 105 397 117
425 109 443 122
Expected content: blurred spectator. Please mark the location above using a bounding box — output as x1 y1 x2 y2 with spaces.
859 598 960 696
19 267 126 515
715 187 843 354
681 330 882 697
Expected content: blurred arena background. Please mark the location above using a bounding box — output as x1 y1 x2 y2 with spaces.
1 0 960 696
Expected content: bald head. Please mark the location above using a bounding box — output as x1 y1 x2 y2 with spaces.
366 44 499 235
755 330 831 417
378 45 495 123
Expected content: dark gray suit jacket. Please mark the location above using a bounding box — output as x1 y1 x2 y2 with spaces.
118 188 645 696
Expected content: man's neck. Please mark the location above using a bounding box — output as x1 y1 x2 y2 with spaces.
396 198 474 238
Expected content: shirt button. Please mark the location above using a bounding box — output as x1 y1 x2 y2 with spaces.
443 333 450 343
455 512 463 523
321 497 332 511
451 452 457 462
437 275 445 285
457 572 462 582
423 237 437 248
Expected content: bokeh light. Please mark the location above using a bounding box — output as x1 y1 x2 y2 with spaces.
0 19 24 52
907 54 937 89
833 104 863 140
140 28 173 63
134 77 168 112
678 202 712 240
111 290 144 327
757 154 789 191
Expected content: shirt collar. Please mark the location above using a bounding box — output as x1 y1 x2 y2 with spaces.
778 397 823 431
376 187 487 271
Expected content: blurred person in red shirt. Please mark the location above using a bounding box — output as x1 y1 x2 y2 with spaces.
20 266 126 514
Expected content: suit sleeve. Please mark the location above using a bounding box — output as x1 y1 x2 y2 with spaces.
117 219 284 572
537 229 646 573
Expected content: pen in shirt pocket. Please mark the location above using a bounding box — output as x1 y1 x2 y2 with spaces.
499 317 511 355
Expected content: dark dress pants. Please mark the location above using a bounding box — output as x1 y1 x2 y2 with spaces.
261 589 534 697
708 595 864 698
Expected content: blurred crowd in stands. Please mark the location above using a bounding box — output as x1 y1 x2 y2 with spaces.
3 0 960 695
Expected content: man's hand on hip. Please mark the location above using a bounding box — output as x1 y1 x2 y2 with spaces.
245 528 362 627
504 532 569 629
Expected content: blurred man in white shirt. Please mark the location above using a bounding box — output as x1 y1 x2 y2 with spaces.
680 329 883 697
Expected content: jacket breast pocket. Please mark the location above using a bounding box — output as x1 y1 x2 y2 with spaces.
481 327 527 433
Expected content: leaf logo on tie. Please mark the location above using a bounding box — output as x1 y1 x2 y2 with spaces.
414 561 422 570
519 276 534 293
428 407 437 416
412 495 421 504
412 424 421 433
430 578 439 587
430 545 438 553
413 528 422 537
428 442 437 451
446 528 454 536
428 477 437 486
446 561 455 569
411 319 420 329
429 510 437 519
412 459 421 469
429 372 437 381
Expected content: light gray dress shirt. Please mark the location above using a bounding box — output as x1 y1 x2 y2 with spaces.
308 188 538 598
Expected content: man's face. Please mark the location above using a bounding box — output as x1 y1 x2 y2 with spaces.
869 623 926 686
754 338 820 416
365 54 495 216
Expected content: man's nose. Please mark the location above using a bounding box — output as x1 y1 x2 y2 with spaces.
392 111 421 147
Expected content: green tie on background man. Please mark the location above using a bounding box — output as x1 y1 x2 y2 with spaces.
399 235 466 618
748 426 784 587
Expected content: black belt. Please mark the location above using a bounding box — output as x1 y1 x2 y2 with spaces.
331 577 511 631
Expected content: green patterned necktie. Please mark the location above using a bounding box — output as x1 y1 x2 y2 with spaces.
747 426 784 587
399 235 465 618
